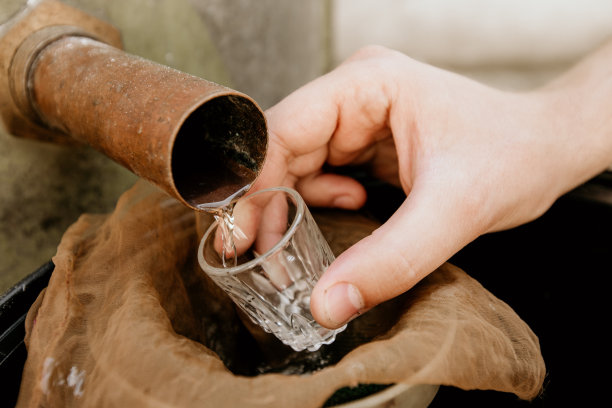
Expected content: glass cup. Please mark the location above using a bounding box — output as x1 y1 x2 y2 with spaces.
197 186 346 352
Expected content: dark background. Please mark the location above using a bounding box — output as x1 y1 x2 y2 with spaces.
363 172 611 407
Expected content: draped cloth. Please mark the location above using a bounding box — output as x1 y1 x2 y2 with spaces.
16 181 545 407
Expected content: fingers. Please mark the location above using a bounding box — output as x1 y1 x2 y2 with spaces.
296 173 367 210
255 193 293 289
310 182 481 329
212 190 270 259
262 47 400 174
211 189 294 289
250 130 294 193
212 202 259 260
254 192 288 255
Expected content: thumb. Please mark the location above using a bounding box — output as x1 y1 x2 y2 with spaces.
310 183 479 329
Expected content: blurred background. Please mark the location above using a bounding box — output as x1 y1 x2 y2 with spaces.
2 0 612 293
2 1 612 406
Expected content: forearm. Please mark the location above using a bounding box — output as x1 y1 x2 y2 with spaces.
535 39 612 192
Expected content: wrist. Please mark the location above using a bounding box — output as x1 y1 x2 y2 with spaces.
532 77 612 195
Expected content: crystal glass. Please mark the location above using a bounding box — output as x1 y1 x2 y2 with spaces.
197 186 346 352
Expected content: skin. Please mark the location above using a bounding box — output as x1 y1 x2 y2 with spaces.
251 42 612 329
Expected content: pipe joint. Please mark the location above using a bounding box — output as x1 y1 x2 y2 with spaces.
9 25 101 129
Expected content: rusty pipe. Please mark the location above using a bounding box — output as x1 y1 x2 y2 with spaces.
2 2 267 211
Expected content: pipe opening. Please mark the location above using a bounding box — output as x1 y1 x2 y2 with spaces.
172 94 267 210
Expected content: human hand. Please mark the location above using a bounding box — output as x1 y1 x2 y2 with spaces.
253 45 612 329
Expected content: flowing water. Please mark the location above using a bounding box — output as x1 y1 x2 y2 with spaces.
211 204 238 268
196 184 251 268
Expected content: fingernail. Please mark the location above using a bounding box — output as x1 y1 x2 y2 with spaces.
324 283 364 326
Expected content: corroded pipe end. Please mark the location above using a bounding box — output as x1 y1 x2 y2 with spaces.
27 36 267 211
171 93 268 210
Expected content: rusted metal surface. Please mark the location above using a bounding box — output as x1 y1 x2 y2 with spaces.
31 36 267 210
9 25 102 128
0 0 122 143
1 0 268 210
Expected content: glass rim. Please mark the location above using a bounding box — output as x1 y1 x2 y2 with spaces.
197 186 305 276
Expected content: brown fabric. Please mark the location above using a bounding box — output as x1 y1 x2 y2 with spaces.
16 181 545 407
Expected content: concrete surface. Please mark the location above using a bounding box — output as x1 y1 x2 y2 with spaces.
0 0 329 293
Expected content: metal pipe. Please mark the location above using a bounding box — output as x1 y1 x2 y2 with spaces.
2 1 267 211
25 35 267 210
